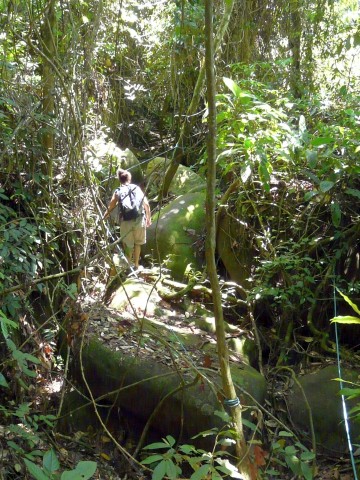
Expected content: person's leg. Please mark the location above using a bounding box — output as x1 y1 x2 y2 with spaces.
120 221 135 266
133 223 146 268
123 244 133 264
133 244 141 268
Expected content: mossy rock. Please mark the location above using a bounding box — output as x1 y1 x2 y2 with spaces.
68 337 266 448
216 210 255 287
145 157 206 197
287 365 360 454
109 279 161 316
143 190 206 280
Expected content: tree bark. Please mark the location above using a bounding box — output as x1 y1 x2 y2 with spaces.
161 0 235 199
41 0 56 180
204 1 252 478
289 0 302 98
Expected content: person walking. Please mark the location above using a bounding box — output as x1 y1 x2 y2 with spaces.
104 169 151 270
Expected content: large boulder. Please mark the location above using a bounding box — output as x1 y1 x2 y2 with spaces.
65 337 266 449
143 190 206 280
216 207 255 288
145 157 206 198
287 365 360 454
86 138 144 188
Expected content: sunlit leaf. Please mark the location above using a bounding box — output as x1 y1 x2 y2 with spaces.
311 137 334 147
223 77 242 97
336 290 360 315
330 315 360 324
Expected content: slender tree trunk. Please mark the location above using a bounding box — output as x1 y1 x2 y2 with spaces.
204 1 252 478
289 0 302 98
41 0 56 180
161 0 235 198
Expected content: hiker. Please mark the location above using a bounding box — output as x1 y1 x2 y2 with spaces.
103 169 151 270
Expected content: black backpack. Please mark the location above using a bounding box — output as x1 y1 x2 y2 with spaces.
116 184 144 221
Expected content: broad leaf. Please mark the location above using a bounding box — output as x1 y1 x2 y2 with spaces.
0 372 9 388
300 460 314 480
164 459 178 480
61 461 97 480
190 463 211 480
331 202 341 227
152 460 166 480
311 136 334 147
223 77 242 97
345 188 360 199
319 181 334 193
43 449 60 473
141 454 164 465
24 459 51 480
330 315 360 324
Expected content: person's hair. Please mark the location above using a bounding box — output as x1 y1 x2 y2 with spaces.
117 169 131 184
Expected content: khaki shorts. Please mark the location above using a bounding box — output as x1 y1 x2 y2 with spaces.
120 217 146 249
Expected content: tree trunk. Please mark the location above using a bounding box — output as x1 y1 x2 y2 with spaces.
204 1 252 478
161 0 235 199
41 0 56 180
289 0 302 98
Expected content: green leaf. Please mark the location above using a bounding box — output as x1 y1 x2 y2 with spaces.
165 435 176 447
278 430 294 437
331 202 341 227
24 459 51 480
300 460 314 480
0 372 9 388
241 418 257 431
223 77 242 97
339 388 360 399
214 409 231 423
345 188 360 199
164 459 178 480
319 181 334 193
285 454 301 475
306 150 318 168
190 463 211 480
300 451 316 461
43 449 60 474
330 315 360 324
304 191 318 202
337 290 360 315
179 444 197 455
141 454 164 465
311 137 334 147
143 442 171 450
152 460 166 480
61 461 97 480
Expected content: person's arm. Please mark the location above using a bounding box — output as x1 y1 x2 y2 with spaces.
103 191 118 220
143 197 152 227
